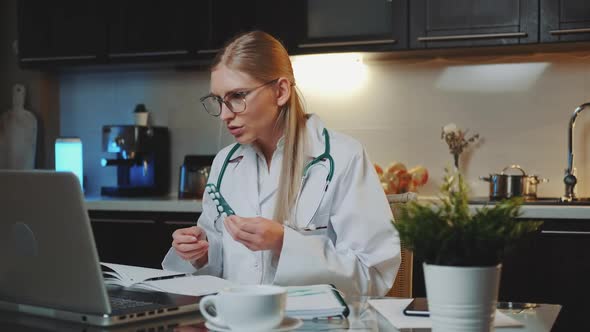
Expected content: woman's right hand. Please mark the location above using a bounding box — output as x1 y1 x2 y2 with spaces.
172 226 209 267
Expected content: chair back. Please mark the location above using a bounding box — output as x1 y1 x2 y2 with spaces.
387 192 417 298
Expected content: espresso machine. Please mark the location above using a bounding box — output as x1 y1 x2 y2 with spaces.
100 125 170 197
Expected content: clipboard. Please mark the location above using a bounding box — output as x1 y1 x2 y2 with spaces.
286 284 350 319
329 284 350 318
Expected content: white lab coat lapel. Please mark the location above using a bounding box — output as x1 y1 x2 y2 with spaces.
293 115 332 228
295 160 330 228
227 146 260 217
258 158 279 207
259 185 278 208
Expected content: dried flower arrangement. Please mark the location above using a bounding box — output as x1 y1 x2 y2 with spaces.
441 123 480 169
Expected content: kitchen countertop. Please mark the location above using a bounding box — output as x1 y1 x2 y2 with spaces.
467 197 590 220
85 196 203 213
418 195 590 220
469 203 590 220
84 195 590 219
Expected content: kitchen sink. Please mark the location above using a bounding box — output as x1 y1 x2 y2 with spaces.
469 197 590 205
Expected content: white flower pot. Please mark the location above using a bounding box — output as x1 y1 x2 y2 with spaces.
423 263 502 332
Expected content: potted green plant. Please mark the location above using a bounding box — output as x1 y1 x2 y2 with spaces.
393 124 542 332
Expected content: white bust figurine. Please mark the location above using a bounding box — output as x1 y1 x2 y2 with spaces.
0 84 38 169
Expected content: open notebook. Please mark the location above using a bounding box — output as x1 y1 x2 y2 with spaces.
101 263 233 296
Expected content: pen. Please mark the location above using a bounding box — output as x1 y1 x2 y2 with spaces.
301 226 327 231
144 273 188 282
285 225 328 232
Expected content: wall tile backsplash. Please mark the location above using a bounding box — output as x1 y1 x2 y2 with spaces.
60 52 590 198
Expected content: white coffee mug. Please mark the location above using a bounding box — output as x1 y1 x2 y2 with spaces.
199 285 286 331
134 112 149 126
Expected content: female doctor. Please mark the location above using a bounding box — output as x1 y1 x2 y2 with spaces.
162 31 400 297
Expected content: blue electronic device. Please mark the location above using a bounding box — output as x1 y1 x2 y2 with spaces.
55 137 84 191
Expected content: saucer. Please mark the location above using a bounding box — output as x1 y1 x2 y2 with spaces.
205 316 303 332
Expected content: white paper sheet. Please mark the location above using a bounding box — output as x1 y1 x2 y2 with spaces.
101 262 185 284
369 299 524 329
141 275 235 296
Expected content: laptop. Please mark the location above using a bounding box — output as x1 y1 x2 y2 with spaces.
0 170 201 326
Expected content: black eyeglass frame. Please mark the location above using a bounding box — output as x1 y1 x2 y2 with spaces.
199 78 279 117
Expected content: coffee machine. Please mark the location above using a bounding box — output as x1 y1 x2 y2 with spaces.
100 125 170 197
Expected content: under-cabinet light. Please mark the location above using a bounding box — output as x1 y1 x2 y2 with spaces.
436 62 550 93
291 53 367 94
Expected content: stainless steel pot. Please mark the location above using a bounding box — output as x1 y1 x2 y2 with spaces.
503 165 526 198
479 173 507 200
480 165 546 200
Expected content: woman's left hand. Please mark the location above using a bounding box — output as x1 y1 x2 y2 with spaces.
224 215 284 255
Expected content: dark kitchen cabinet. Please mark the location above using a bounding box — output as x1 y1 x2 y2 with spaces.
409 0 539 49
251 0 297 51
89 210 199 269
541 0 590 42
500 219 590 331
17 0 106 66
293 0 408 54
197 0 295 57
19 0 590 69
16 0 293 68
107 0 200 62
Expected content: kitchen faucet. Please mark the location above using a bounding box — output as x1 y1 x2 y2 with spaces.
562 102 590 202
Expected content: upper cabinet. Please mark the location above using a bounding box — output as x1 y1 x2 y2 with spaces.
16 0 292 67
541 0 590 42
107 0 199 62
197 0 293 56
17 0 106 65
250 0 297 52
409 0 539 49
16 0 590 68
293 0 408 54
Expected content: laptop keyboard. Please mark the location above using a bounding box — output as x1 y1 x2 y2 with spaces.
109 296 155 310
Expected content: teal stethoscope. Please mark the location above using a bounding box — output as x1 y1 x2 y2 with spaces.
204 128 334 230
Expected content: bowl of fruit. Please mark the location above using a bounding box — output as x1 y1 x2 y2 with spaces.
374 162 428 202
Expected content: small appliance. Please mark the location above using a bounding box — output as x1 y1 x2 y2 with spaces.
178 155 215 199
100 125 170 197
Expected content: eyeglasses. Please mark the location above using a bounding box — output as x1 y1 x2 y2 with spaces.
200 78 279 117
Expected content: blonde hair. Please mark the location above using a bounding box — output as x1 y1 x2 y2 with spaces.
212 31 307 224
